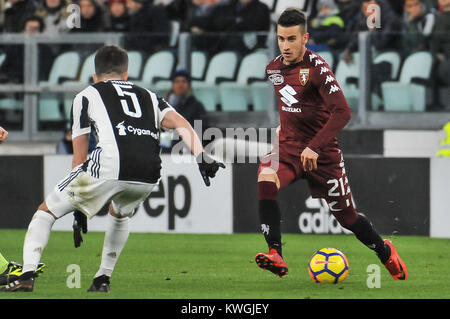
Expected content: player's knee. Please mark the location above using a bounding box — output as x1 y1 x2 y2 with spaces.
257 179 279 201
258 167 280 185
109 204 116 215
109 203 121 218
109 203 130 219
325 199 358 229
332 205 359 230
37 202 57 220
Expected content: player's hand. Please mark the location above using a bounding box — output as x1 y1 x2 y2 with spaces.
276 125 281 135
301 147 319 172
196 152 225 186
73 210 87 248
0 126 8 143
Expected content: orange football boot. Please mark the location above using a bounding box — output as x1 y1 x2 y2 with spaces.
255 248 288 278
383 239 408 280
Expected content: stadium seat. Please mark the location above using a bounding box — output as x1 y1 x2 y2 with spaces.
272 0 304 22
61 52 95 119
371 51 401 110
0 53 5 68
154 51 208 99
219 50 269 111
335 52 360 111
250 81 273 111
192 51 239 111
317 51 334 71
169 20 180 47
0 53 24 112
69 53 95 85
39 51 80 122
381 51 432 112
42 51 80 86
0 95 24 112
128 51 143 80
190 51 208 80
374 51 401 80
135 50 175 94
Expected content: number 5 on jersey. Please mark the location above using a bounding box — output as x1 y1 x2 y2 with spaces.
113 83 142 118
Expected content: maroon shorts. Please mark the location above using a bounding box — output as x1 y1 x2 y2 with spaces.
258 142 354 212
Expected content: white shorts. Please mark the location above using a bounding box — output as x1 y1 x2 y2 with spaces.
46 164 157 219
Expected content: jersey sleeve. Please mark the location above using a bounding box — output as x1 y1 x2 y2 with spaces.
71 93 91 139
157 96 175 124
307 63 351 153
146 89 175 130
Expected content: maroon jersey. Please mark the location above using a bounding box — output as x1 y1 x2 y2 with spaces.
266 49 351 156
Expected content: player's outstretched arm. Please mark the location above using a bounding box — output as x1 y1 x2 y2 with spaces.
0 126 8 144
72 134 90 169
161 110 225 186
161 110 204 157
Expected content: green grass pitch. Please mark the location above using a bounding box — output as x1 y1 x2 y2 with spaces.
0 229 449 299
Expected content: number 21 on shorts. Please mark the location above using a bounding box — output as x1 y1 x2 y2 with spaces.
327 177 350 197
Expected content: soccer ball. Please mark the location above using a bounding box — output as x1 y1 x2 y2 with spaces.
308 248 349 284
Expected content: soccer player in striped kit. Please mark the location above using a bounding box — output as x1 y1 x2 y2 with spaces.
1 45 224 292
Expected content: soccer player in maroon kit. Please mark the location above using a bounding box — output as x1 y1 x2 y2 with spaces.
254 8 407 280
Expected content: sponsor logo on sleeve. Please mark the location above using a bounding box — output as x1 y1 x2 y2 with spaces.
329 84 340 94
320 67 330 75
325 75 335 84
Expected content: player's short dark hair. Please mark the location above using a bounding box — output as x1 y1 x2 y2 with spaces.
277 8 307 32
94 45 128 77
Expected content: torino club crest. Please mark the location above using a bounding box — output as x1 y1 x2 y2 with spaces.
299 68 309 86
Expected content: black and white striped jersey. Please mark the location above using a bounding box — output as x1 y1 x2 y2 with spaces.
71 79 174 184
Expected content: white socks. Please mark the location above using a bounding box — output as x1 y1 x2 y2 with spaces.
95 214 130 278
22 210 129 279
22 210 55 273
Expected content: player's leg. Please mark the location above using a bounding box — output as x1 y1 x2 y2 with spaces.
255 157 296 277
88 204 130 293
21 202 58 275
0 252 46 287
0 201 63 292
326 200 407 280
310 150 407 280
257 164 295 257
324 198 389 262
1 168 109 292
0 253 8 274
88 181 155 292
19 166 94 283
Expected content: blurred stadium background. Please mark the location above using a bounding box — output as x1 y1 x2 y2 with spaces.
0 0 450 280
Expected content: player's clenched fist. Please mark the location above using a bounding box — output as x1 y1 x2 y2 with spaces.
196 152 225 186
0 126 8 143
301 147 318 172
